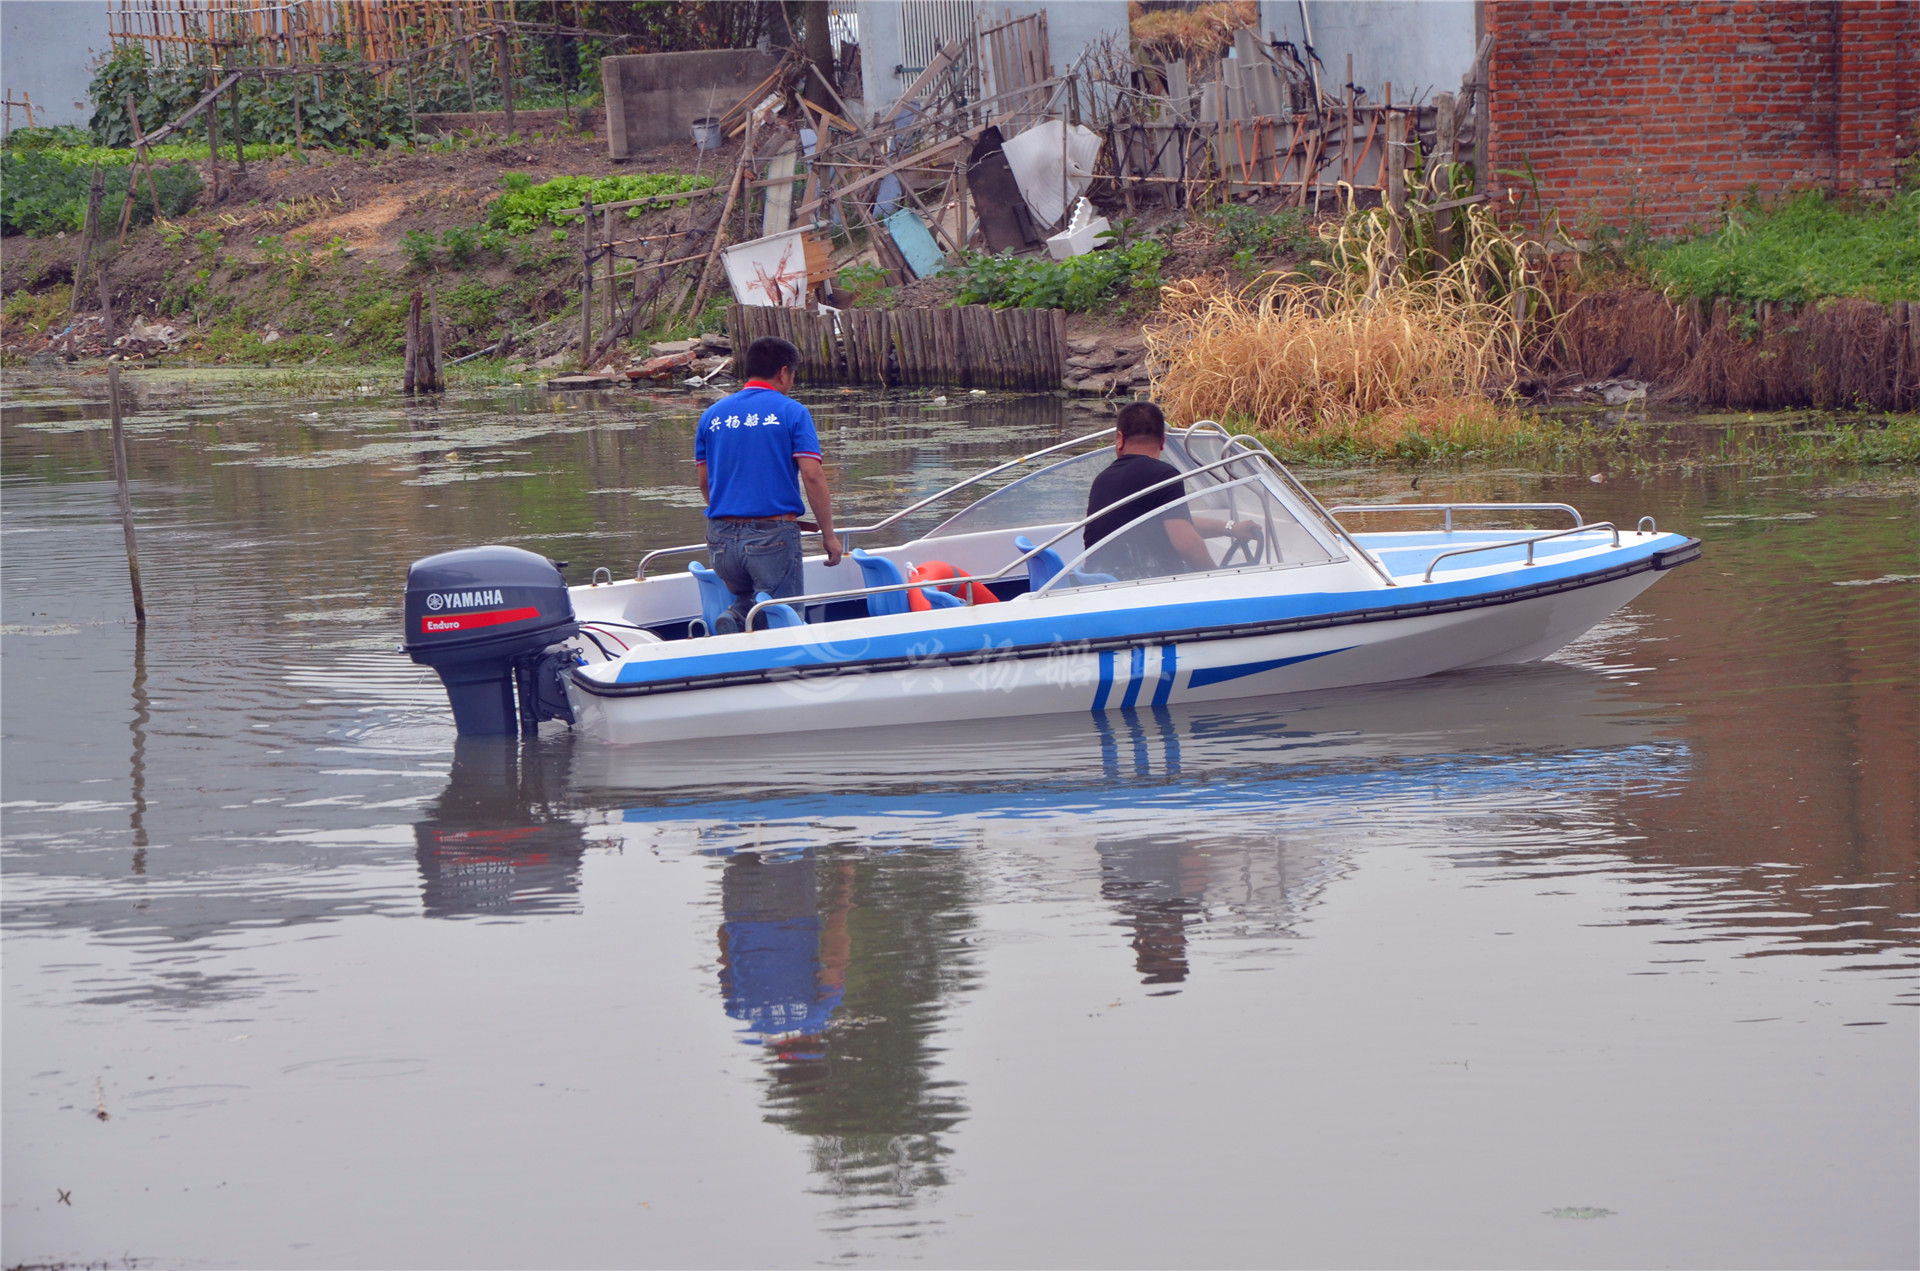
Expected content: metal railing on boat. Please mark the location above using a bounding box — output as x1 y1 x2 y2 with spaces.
1421 522 1623 583
1327 503 1585 532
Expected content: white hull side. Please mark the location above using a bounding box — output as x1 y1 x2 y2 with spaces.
567 571 1662 746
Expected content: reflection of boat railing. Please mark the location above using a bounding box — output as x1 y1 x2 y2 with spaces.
1423 522 1623 583
742 446 1329 628
634 426 1117 577
1327 503 1585 532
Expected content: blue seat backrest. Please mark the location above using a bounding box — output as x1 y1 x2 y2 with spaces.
1015 535 1066 591
753 591 804 628
851 549 911 617
687 561 731 635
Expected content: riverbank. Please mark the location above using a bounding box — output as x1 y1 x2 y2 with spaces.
2 133 1914 467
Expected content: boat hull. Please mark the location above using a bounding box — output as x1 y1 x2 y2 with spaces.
567 558 1674 746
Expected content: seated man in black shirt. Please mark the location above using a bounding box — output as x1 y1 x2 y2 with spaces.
1084 402 1258 578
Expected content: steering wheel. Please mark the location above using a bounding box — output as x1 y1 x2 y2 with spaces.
1218 521 1265 566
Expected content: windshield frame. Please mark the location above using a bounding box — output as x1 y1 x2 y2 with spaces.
1035 471 1345 595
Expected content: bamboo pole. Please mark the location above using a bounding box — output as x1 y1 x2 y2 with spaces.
107 363 147 624
578 193 594 366
71 166 104 313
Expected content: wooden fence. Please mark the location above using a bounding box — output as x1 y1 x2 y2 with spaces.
729 305 1065 391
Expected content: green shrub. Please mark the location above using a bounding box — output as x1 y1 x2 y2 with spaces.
1205 204 1320 271
836 261 892 307
486 170 715 234
441 225 477 266
0 151 200 234
401 229 437 270
953 239 1168 312
1648 189 1920 305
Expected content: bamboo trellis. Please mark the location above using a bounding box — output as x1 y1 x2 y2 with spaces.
108 0 495 74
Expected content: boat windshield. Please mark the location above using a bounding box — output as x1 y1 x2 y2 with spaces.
923 448 1108 538
1039 472 1339 592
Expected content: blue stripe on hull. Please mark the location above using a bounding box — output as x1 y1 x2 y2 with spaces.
1152 644 1177 707
1187 645 1353 689
1120 646 1147 708
1092 649 1116 711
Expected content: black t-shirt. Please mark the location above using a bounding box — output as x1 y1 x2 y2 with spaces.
1084 454 1191 561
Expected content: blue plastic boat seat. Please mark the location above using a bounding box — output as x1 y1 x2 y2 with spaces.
921 587 965 608
851 549 911 617
753 591 804 628
1014 536 1065 591
687 561 732 636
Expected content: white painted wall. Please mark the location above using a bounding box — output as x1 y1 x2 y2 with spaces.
1258 0 1476 104
855 0 1129 117
1 0 112 128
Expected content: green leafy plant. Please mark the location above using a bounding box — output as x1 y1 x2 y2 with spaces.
953 240 1168 312
836 261 892 307
0 150 200 234
1647 189 1920 305
1204 204 1320 272
401 228 438 270
440 225 477 266
486 171 715 234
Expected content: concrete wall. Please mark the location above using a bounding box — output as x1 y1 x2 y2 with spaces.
1 0 112 128
1486 0 1919 230
600 49 782 158
1257 1 1478 103
855 0 1129 117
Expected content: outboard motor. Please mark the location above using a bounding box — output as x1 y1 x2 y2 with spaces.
402 545 580 736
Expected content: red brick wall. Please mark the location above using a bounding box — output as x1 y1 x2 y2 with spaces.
1485 1 1919 231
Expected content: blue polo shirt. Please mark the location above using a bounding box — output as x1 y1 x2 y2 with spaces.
695 383 823 519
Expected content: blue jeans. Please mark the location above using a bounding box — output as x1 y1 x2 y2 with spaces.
706 518 804 632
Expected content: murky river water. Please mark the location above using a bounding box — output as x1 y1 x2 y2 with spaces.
3 372 1915 1269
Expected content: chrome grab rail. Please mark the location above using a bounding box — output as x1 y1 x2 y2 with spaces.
742 448 1280 631
1328 503 1584 532
1638 516 1657 533
633 426 1118 578
1422 522 1621 583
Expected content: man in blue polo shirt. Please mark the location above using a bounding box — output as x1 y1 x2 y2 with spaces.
695 336 843 633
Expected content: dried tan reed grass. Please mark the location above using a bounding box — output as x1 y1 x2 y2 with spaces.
1147 205 1552 435
1552 286 1917 411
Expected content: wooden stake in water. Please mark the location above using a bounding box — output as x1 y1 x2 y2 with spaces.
107 363 147 624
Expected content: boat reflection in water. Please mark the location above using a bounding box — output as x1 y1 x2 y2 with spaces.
413 738 588 917
549 663 1688 1211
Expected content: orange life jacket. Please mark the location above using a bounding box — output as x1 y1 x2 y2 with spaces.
906 560 1001 611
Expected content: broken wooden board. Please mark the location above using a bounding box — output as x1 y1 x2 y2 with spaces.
967 126 1039 253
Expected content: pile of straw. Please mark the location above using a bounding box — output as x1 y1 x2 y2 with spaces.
1147 205 1551 437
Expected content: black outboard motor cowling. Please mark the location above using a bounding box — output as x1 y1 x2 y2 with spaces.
403 545 580 736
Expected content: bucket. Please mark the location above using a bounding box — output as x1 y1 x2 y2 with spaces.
691 116 722 150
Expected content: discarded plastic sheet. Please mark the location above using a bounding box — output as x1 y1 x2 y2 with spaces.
886 209 945 280
1046 197 1110 260
1000 120 1103 229
721 230 808 308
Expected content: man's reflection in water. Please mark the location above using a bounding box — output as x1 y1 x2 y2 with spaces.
1099 837 1207 985
714 845 971 1203
414 738 586 917
718 850 851 1055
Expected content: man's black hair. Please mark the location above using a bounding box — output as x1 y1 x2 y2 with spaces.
744 336 802 382
1115 401 1166 444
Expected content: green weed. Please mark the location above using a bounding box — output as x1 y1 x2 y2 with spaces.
1648 189 1919 305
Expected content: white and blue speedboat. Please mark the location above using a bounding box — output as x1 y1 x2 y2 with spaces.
401 423 1701 744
